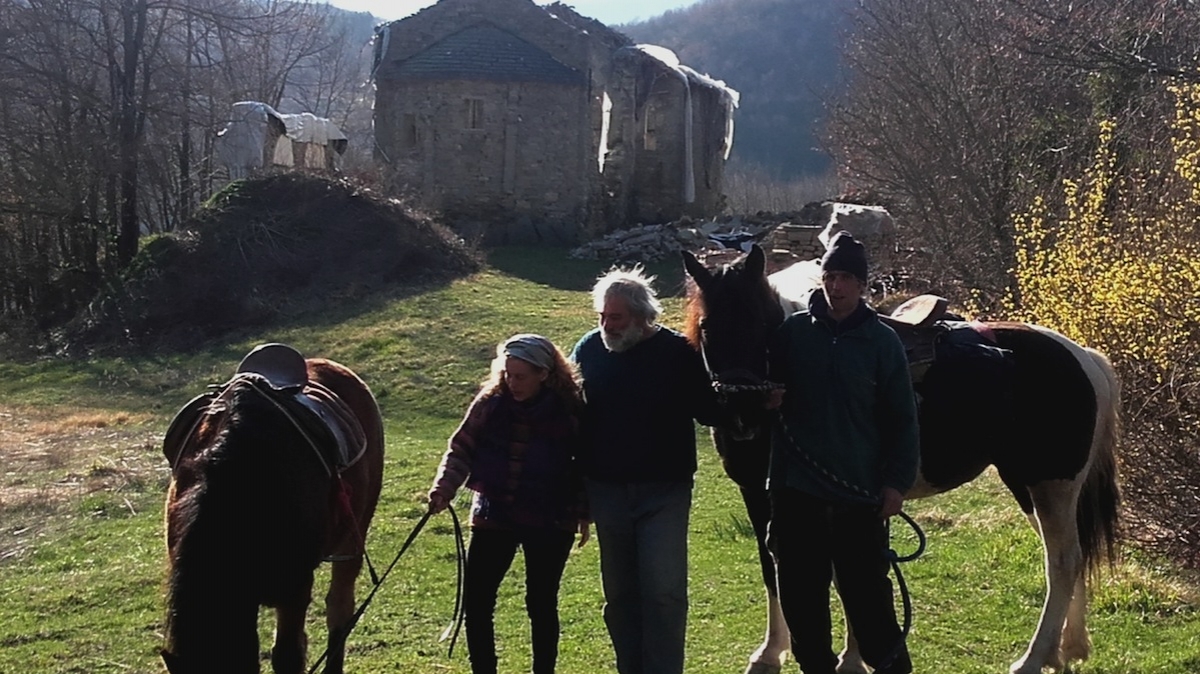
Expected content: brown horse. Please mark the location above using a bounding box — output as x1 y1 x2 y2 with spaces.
682 245 1121 674
161 348 384 674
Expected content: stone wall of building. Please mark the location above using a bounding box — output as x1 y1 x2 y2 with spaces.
376 79 589 234
606 60 732 229
373 0 735 241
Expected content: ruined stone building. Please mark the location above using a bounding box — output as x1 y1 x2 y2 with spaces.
372 0 738 243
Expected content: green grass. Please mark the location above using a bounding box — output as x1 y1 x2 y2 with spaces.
1 246 1199 673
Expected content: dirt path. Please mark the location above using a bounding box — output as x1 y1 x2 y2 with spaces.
0 405 164 561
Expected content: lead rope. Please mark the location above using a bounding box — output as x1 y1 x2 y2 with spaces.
438 503 467 655
882 510 926 669
306 503 467 674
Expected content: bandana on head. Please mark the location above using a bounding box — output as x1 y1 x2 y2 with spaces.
502 334 557 371
821 231 869 282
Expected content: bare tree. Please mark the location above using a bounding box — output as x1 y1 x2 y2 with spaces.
0 0 375 337
827 0 1089 298
828 0 1200 567
827 0 1200 301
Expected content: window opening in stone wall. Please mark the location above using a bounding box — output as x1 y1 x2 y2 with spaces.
464 98 483 130
643 102 658 151
402 113 419 150
598 91 613 173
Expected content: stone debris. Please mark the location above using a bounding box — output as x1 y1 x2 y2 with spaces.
569 213 825 268
568 204 896 275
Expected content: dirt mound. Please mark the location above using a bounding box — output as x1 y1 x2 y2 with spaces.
70 174 479 350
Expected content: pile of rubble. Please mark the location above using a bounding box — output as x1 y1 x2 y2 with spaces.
569 203 896 275
569 215 791 265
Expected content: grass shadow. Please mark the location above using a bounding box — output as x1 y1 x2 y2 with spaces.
486 246 688 296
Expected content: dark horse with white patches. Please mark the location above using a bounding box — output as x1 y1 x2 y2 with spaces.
161 349 384 674
681 245 1121 674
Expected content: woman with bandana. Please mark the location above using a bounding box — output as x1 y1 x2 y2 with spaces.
428 334 590 674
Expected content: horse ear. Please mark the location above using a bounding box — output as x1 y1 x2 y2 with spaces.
744 244 766 278
681 249 713 286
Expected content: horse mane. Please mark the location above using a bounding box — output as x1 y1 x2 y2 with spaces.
683 276 704 349
164 380 319 654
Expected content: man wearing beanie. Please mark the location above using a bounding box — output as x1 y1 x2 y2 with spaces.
765 231 919 674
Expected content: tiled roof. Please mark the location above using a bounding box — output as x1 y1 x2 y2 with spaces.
388 23 585 86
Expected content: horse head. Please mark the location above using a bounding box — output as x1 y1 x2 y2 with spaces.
683 244 786 441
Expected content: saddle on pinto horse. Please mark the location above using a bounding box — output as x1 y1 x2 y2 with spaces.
878 294 1010 385
162 343 368 475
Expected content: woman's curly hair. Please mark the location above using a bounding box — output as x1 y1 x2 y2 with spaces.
478 338 583 412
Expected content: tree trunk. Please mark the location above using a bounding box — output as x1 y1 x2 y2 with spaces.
116 0 148 268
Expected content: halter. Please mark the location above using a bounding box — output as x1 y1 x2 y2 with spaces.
708 364 786 395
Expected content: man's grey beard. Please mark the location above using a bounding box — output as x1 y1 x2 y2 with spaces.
601 323 647 352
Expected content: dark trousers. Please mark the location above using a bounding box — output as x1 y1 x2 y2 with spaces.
768 487 911 674
464 526 575 674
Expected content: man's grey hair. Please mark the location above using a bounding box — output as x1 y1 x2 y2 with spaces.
591 266 662 324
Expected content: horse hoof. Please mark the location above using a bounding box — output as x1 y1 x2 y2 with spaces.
744 663 782 674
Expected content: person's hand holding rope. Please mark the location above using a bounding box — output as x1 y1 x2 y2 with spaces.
879 486 904 519
428 490 450 514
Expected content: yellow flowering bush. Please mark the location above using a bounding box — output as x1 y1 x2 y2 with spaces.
1004 88 1200 381
998 80 1200 563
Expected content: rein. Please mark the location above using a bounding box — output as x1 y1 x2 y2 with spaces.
884 510 926 668
306 504 468 674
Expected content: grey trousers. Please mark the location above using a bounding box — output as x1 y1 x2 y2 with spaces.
586 479 693 674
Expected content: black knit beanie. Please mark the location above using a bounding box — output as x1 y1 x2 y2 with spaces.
820 231 869 282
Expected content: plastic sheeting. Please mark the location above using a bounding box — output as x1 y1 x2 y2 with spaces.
215 101 348 177
216 101 274 180
599 90 613 173
280 111 347 147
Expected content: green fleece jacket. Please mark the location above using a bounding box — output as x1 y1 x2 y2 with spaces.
767 293 920 503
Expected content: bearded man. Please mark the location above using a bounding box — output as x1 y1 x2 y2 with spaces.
570 266 722 674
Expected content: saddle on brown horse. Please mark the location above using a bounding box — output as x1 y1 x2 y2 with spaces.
163 343 368 475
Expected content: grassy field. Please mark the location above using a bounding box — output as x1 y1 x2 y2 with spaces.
1 246 1198 673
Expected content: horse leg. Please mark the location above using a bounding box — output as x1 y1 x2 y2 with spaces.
1061 571 1092 663
323 556 363 674
833 572 869 674
740 485 790 674
1009 480 1084 674
746 595 790 674
272 589 312 674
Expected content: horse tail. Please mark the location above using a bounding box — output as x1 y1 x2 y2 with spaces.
1077 346 1122 573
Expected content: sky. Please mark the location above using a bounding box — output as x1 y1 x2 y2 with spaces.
324 0 701 26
